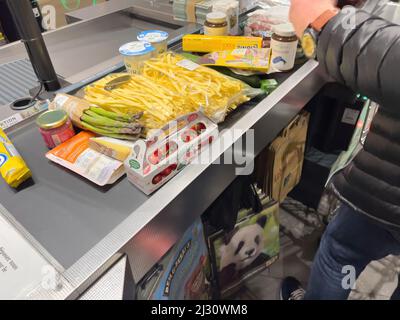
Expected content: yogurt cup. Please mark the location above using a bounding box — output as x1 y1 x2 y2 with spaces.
119 41 155 75
137 30 169 56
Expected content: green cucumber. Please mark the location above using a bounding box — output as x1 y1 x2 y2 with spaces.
210 66 262 88
180 52 262 88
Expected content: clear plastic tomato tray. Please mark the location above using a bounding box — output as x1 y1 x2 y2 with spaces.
125 111 218 195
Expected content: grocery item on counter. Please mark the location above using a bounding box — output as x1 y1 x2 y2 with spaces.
46 131 125 186
89 136 134 162
182 34 263 53
260 79 279 94
50 94 143 140
195 48 271 72
125 111 218 195
0 128 32 188
119 41 155 75
194 0 215 23
204 12 229 36
181 52 279 93
84 52 262 131
181 52 265 88
173 0 199 22
173 0 251 24
243 7 289 47
173 0 219 24
212 0 239 35
36 110 76 149
270 23 298 71
209 66 264 88
137 30 169 56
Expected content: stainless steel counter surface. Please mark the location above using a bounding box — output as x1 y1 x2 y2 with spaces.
0 59 329 299
0 0 196 87
66 0 175 25
0 2 330 299
0 0 198 121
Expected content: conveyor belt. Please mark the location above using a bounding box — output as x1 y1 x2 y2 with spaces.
0 2 329 300
0 59 38 106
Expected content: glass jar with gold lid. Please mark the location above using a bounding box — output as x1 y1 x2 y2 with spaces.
204 12 228 36
37 110 75 149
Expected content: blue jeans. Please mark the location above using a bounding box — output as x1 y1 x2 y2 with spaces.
305 204 400 300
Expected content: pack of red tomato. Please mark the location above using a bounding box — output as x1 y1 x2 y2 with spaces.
125 111 219 195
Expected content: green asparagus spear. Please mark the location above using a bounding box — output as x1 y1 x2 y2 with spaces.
96 126 141 135
82 110 141 129
81 121 129 134
99 133 139 141
89 107 142 122
81 122 139 140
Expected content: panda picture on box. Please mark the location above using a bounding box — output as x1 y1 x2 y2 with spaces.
218 215 270 288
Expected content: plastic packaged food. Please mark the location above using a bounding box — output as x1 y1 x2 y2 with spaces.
261 78 279 94
182 34 262 52
46 131 125 186
85 52 263 131
119 41 155 75
37 110 75 149
137 30 169 56
89 136 134 162
50 93 143 140
243 7 289 47
181 52 269 87
0 128 32 188
125 111 218 195
204 12 228 36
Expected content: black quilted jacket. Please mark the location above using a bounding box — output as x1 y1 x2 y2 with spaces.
318 7 400 227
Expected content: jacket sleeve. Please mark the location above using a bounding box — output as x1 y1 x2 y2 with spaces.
317 7 400 107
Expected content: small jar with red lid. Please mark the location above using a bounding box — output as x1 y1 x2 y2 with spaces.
37 110 75 149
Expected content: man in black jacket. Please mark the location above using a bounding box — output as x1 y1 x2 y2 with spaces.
281 0 400 300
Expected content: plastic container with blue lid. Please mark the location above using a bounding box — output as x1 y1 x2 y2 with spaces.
119 41 155 75
137 30 169 56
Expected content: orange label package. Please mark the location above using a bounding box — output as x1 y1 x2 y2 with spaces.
46 131 125 186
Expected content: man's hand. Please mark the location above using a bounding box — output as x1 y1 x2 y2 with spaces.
289 0 338 37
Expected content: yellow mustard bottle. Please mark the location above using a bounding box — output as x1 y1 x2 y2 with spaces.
0 128 32 188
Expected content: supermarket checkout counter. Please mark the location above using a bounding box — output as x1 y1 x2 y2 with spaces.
0 0 197 118
0 3 329 300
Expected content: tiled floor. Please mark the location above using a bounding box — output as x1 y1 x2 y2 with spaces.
234 201 400 300
238 208 323 300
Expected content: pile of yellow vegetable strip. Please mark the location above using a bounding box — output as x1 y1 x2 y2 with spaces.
84 52 256 134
